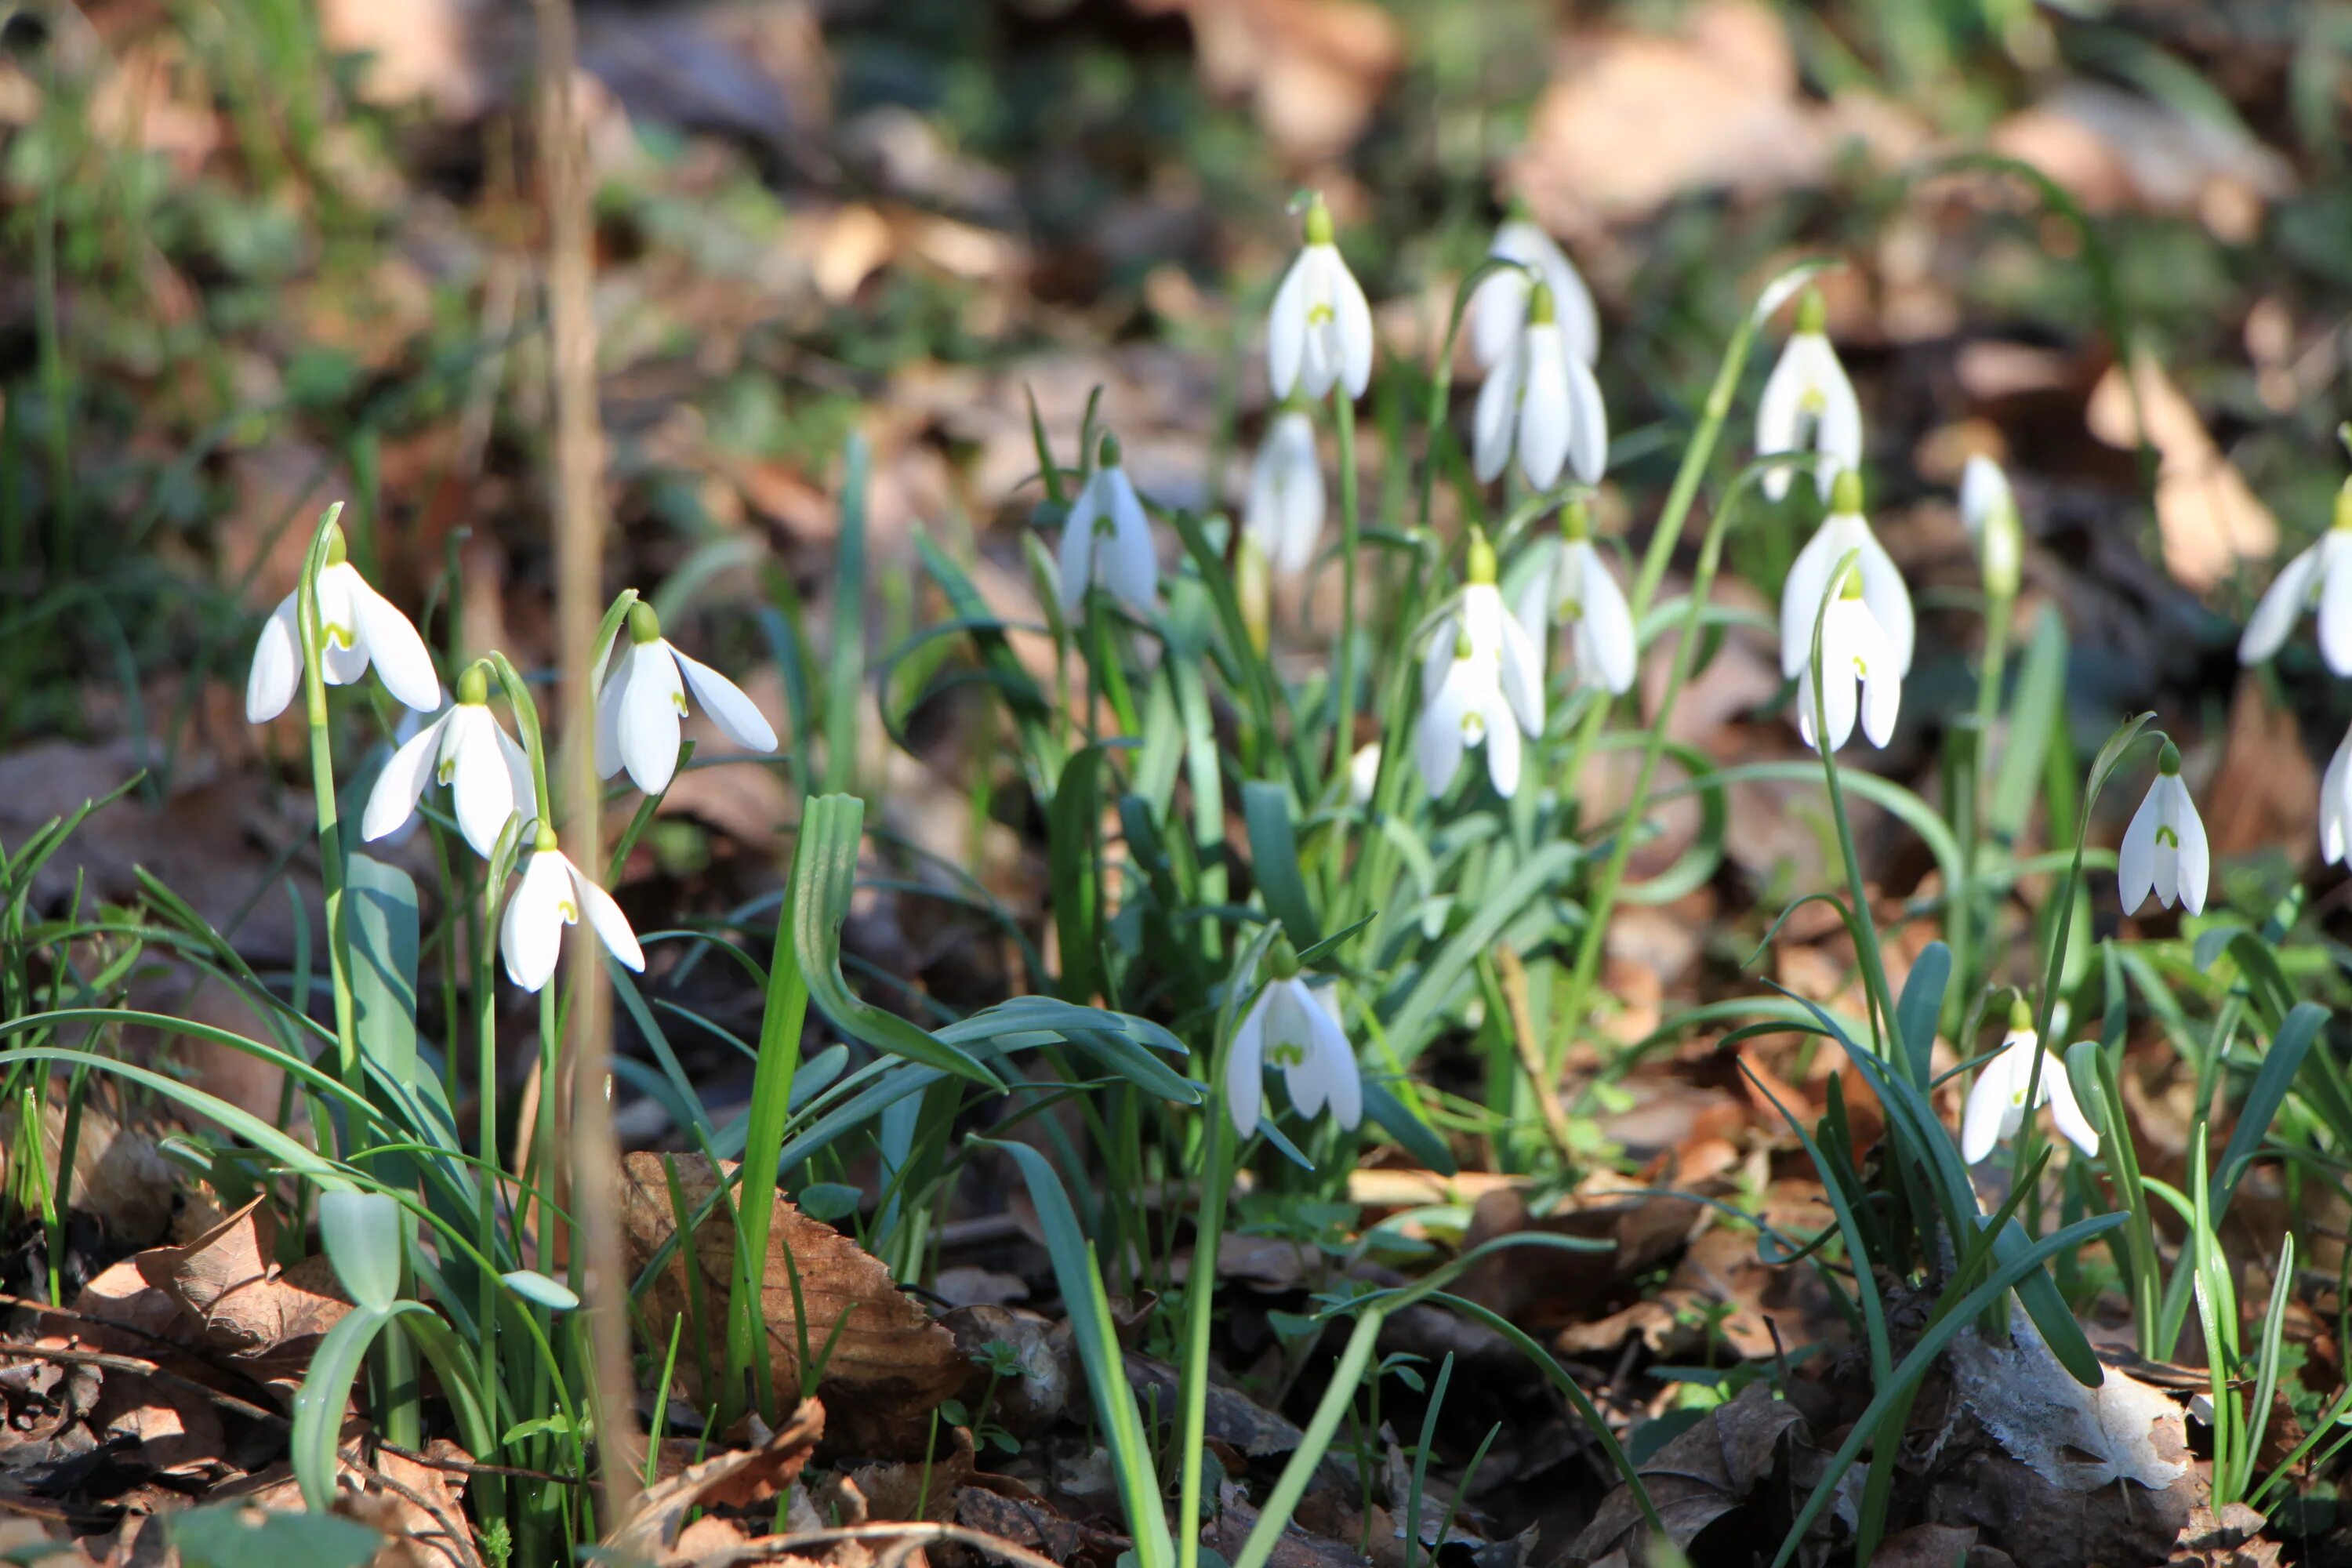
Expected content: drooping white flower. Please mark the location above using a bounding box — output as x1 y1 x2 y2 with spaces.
1779 470 1914 681
2238 486 2352 674
596 601 779 798
1055 434 1159 617
1348 742 1383 808
1796 566 1902 753
2324 722 2352 867
1959 454 2022 601
361 665 536 858
1469 206 1599 371
1961 1010 2099 1164
1472 280 1607 491
1755 289 1862 503
2118 742 2209 916
246 530 441 723
1243 406 1326 577
1417 532 1545 798
1267 196 1374 402
1225 953 1359 1139
500 828 645 993
1512 503 1635 696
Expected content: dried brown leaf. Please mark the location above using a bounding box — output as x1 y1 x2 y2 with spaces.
136 1196 353 1364
610 1399 826 1562
620 1154 964 1457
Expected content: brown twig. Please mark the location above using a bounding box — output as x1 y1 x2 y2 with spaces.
0 1342 283 1426
1495 942 1578 1165
339 1447 481 1568
532 0 639 1523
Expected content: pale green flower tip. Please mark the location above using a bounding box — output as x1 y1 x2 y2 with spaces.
2158 740 2182 776
626 600 663 645
2008 995 2034 1033
1303 195 1334 247
322 524 349 567
1830 468 1864 515
1503 192 1533 224
1837 562 1866 601
1795 287 1827 336
1454 624 1474 659
1466 528 1498 586
2334 481 2352 533
1269 933 1301 981
1097 431 1123 470
1560 499 1592 542
533 822 561 853
1526 279 1557 327
457 663 492 706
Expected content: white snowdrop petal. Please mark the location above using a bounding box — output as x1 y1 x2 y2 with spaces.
448 707 521 860
1515 328 1572 490
1777 519 1847 679
1268 253 1312 401
1468 266 1527 372
2320 535 2352 677
1577 546 1639 696
1330 252 1375 399
1056 480 1102 617
359 713 448 843
2118 787 2161 913
2169 776 2210 916
1480 684 1523 798
1753 341 1811 503
1857 536 1916 677
673 646 780 755
1303 986 1359 1131
2045 1054 2101 1158
1961 1043 2020 1164
1562 350 1610 486
351 579 441 713
1225 994 1269 1137
245 594 304 723
501 852 571 992
1471 357 1519 484
594 657 631 780
2238 541 2321 666
1493 597 1548 739
496 726 538 839
617 644 687 795
1416 663 1472 797
571 859 645 972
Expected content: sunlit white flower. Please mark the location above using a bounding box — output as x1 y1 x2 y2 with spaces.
1472 281 1607 491
1348 742 1382 807
2324 722 2352 867
1755 289 1862 503
1268 195 1374 402
1961 1011 2099 1164
1056 434 1159 617
246 530 440 723
2238 486 2352 674
361 665 536 858
596 601 779 798
1244 406 1326 576
1959 454 2022 601
1225 953 1359 1139
1779 470 1914 681
1470 206 1599 371
1417 532 1545 798
1796 566 1902 753
2118 742 2208 916
500 828 645 993
1512 503 1635 696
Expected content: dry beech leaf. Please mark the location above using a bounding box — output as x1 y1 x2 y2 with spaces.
136 1196 353 1366
2086 354 2277 593
619 1154 964 1457
1571 1383 1812 1564
608 1399 825 1562
1131 0 1402 162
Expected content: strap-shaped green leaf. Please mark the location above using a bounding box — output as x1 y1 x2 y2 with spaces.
1242 779 1321 949
2214 1000 2327 1217
791 794 1001 1089
1896 942 1951 1091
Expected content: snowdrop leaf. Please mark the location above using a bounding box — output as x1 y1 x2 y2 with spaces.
1046 740 1138 1009
1362 1078 1455 1177
1243 779 1322 950
344 851 422 1105
1896 942 1951 1092
2213 1001 2327 1218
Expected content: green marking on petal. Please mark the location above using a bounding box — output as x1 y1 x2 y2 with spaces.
2156 825 2180 848
1308 303 1335 328
1269 1041 1306 1069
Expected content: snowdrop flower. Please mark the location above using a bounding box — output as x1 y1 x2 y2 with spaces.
1348 741 1383 808
1243 404 1326 576
1417 531 1545 798
1055 434 1159 617
500 826 645 993
1779 470 1914 682
1512 502 1635 696
1267 195 1373 402
1961 1003 2098 1164
2324 722 2352 867
361 663 536 858
1472 280 1607 490
1959 454 2022 602
1796 564 1902 753
1225 940 1359 1139
1755 289 1862 503
246 528 441 723
2118 742 2208 916
1470 201 1599 371
596 601 779 798
2238 484 2352 674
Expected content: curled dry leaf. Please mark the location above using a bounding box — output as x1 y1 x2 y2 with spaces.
619 1153 964 1457
608 1398 825 1562
135 1196 353 1370
1570 1383 1818 1566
